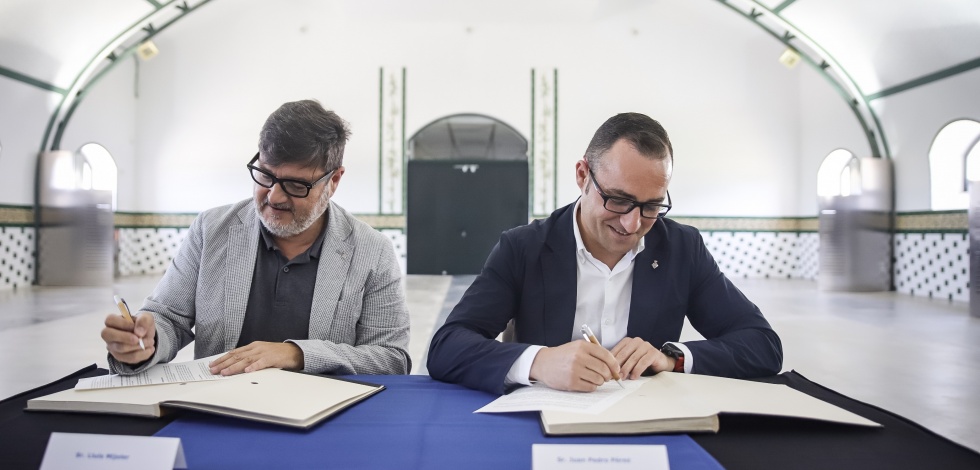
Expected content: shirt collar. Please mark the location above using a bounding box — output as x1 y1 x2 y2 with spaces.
572 199 645 261
258 217 329 260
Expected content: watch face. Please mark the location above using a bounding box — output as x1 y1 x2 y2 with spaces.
661 344 683 359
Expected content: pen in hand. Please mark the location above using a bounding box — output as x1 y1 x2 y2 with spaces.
581 324 624 389
113 295 145 350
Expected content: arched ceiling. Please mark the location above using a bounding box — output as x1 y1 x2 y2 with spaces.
1 0 978 155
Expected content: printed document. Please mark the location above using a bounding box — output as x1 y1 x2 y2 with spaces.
75 356 228 390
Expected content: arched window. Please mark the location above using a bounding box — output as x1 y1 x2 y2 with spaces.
77 143 118 210
817 149 860 198
929 119 980 210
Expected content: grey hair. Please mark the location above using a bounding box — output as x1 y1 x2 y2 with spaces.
258 100 351 171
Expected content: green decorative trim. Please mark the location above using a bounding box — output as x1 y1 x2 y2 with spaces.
401 66 407 214
144 0 163 7
6 205 965 233
352 214 406 230
553 68 559 212
114 212 197 228
895 211 967 232
772 0 798 14
0 65 67 95
530 68 535 217
0 205 33 226
378 67 383 213
867 56 980 101
669 216 818 232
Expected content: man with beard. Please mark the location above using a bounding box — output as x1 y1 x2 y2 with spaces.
101 100 411 376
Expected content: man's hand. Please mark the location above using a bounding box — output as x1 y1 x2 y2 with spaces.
611 337 675 379
102 313 156 365
209 342 304 376
528 340 621 392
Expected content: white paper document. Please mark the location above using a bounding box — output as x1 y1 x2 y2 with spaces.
40 433 187 470
532 444 669 470
476 379 644 414
75 356 228 390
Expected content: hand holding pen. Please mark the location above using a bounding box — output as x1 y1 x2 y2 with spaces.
101 296 156 365
581 324 625 389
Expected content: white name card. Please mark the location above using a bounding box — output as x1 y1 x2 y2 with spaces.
532 444 669 470
40 433 187 470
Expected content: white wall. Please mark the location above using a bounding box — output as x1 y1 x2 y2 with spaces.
873 68 980 212
111 0 814 216
8 0 969 217
0 79 51 205
59 57 138 211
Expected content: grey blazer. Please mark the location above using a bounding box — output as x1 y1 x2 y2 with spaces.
109 199 411 375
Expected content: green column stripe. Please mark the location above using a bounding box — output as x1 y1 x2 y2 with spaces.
773 0 798 14
0 65 67 95
867 56 980 101
378 67 383 213
553 68 559 211
401 66 407 215
530 69 536 216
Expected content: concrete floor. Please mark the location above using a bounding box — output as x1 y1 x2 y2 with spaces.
1 274 977 454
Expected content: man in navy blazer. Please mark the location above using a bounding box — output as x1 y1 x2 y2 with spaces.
427 113 782 395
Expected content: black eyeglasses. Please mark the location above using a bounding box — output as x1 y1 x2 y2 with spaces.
588 169 671 219
247 153 335 198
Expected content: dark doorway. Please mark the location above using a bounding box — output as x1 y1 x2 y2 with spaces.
407 114 529 274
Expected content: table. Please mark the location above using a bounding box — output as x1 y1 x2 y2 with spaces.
3 365 979 469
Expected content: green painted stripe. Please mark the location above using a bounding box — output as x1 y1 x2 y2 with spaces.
144 0 163 7
0 65 67 94
553 69 559 211
867 56 980 101
772 0 798 14
378 67 383 214
401 66 407 214
530 69 536 216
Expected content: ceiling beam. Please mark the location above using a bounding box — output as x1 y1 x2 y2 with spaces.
773 0 798 14
0 65 67 95
867 56 980 101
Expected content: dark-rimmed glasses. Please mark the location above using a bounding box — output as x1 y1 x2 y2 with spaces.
247 153 335 198
588 168 671 219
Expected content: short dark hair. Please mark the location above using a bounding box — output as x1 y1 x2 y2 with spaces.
258 100 351 171
584 113 673 170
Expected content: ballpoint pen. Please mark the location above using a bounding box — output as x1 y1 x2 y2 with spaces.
581 324 624 389
114 295 145 350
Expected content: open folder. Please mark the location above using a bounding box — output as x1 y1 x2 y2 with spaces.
26 368 384 429
539 372 881 436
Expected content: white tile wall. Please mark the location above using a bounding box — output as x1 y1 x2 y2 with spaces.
0 226 34 289
893 232 969 302
118 228 188 276
701 232 819 280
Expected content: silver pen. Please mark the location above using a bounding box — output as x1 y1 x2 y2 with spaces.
580 324 625 389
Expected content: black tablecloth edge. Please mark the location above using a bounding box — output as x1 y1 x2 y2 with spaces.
0 364 98 405
786 369 980 458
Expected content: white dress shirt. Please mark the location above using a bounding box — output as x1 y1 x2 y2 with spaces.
505 202 692 386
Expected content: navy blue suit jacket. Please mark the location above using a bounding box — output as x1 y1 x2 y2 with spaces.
427 203 783 394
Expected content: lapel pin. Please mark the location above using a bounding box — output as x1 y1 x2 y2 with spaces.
651 260 659 270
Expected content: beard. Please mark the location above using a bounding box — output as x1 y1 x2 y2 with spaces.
255 189 331 239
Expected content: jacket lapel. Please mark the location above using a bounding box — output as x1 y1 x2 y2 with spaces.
540 205 578 346
626 221 669 338
225 204 260 350
309 202 353 340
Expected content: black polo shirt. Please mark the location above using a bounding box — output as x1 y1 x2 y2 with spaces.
236 223 327 347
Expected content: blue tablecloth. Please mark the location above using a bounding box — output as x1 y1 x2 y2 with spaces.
155 375 723 469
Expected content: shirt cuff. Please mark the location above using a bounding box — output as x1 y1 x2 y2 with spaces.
504 345 546 386
665 342 693 374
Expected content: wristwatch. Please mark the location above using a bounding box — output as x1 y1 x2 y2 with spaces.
660 343 685 373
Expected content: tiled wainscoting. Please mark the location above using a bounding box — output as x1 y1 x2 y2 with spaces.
0 207 970 303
